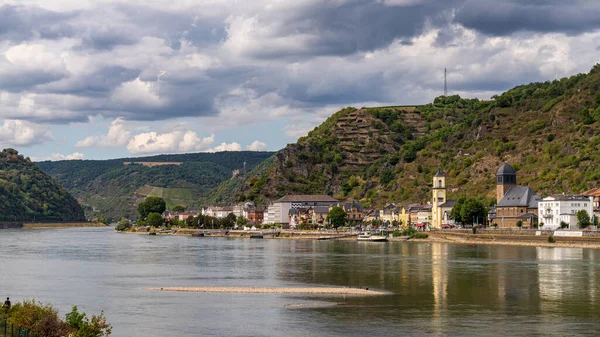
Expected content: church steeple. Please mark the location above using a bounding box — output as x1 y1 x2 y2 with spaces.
432 169 446 229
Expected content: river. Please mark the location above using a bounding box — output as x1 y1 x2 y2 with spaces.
0 227 599 336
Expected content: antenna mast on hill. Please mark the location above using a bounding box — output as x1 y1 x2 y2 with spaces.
444 68 448 97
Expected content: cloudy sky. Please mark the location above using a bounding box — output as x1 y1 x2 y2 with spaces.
1 0 599 160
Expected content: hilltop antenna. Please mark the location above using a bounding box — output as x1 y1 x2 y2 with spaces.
444 68 447 97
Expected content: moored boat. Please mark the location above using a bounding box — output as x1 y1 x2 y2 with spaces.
357 234 388 242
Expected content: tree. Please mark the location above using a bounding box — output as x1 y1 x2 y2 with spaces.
225 213 237 227
327 206 347 228
114 219 131 231
172 205 185 212
577 209 591 228
137 197 166 219
450 197 488 225
147 212 163 227
236 216 248 227
560 221 568 229
516 220 523 228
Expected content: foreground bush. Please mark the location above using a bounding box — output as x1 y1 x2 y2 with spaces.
5 300 111 337
548 235 556 243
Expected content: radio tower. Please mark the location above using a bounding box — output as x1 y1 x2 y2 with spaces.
444 68 447 96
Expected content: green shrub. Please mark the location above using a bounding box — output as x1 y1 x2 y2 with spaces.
546 134 555 142
114 219 131 231
472 227 477 234
411 233 428 239
392 229 401 237
401 227 416 236
548 235 555 243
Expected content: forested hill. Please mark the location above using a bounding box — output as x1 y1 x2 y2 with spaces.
217 64 600 207
36 151 273 220
0 149 84 221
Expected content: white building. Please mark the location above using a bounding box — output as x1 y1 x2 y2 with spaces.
263 195 338 225
538 195 593 230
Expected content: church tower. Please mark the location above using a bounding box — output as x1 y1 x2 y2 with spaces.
496 163 517 203
432 168 446 229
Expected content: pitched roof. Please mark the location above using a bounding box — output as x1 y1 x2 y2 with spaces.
434 168 444 177
497 186 540 208
275 195 338 203
343 202 363 212
439 200 456 208
583 188 600 197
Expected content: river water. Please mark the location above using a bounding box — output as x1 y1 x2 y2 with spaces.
0 227 599 336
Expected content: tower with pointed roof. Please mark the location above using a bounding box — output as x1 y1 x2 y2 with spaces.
432 168 447 229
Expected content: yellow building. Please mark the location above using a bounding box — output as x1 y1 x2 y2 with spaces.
431 168 447 229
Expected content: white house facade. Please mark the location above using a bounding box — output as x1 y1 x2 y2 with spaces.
538 195 593 230
263 195 338 225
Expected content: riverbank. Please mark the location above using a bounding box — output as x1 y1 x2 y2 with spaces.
425 231 600 249
119 227 600 249
147 286 388 296
23 222 108 229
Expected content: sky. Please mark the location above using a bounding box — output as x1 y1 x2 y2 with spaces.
1 0 600 161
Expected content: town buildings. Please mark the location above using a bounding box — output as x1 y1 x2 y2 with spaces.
538 195 593 230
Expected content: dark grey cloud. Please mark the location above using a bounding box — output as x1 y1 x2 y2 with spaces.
78 27 139 50
456 0 600 36
246 0 461 58
0 5 76 42
38 66 140 97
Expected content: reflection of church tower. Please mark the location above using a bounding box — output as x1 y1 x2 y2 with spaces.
496 163 517 203
432 168 446 229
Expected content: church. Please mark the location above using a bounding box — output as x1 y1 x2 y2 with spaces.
431 169 456 229
493 163 540 228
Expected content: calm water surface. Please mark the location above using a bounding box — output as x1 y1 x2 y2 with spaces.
0 227 599 336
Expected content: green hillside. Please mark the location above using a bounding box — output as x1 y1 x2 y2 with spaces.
37 151 273 220
220 64 600 207
0 149 84 221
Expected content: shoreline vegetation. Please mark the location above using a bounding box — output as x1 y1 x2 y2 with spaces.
22 222 109 229
147 286 388 296
119 227 600 250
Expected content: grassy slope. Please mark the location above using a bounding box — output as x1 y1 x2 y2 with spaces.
37 151 273 220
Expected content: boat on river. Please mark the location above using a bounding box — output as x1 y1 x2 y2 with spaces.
357 233 388 242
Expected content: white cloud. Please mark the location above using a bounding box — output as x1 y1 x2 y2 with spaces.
32 152 86 162
126 130 215 154
76 118 131 148
111 77 164 109
209 142 242 152
246 140 267 151
0 120 52 146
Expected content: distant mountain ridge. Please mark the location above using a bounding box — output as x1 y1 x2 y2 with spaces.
0 148 84 222
37 151 274 220
212 64 600 208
